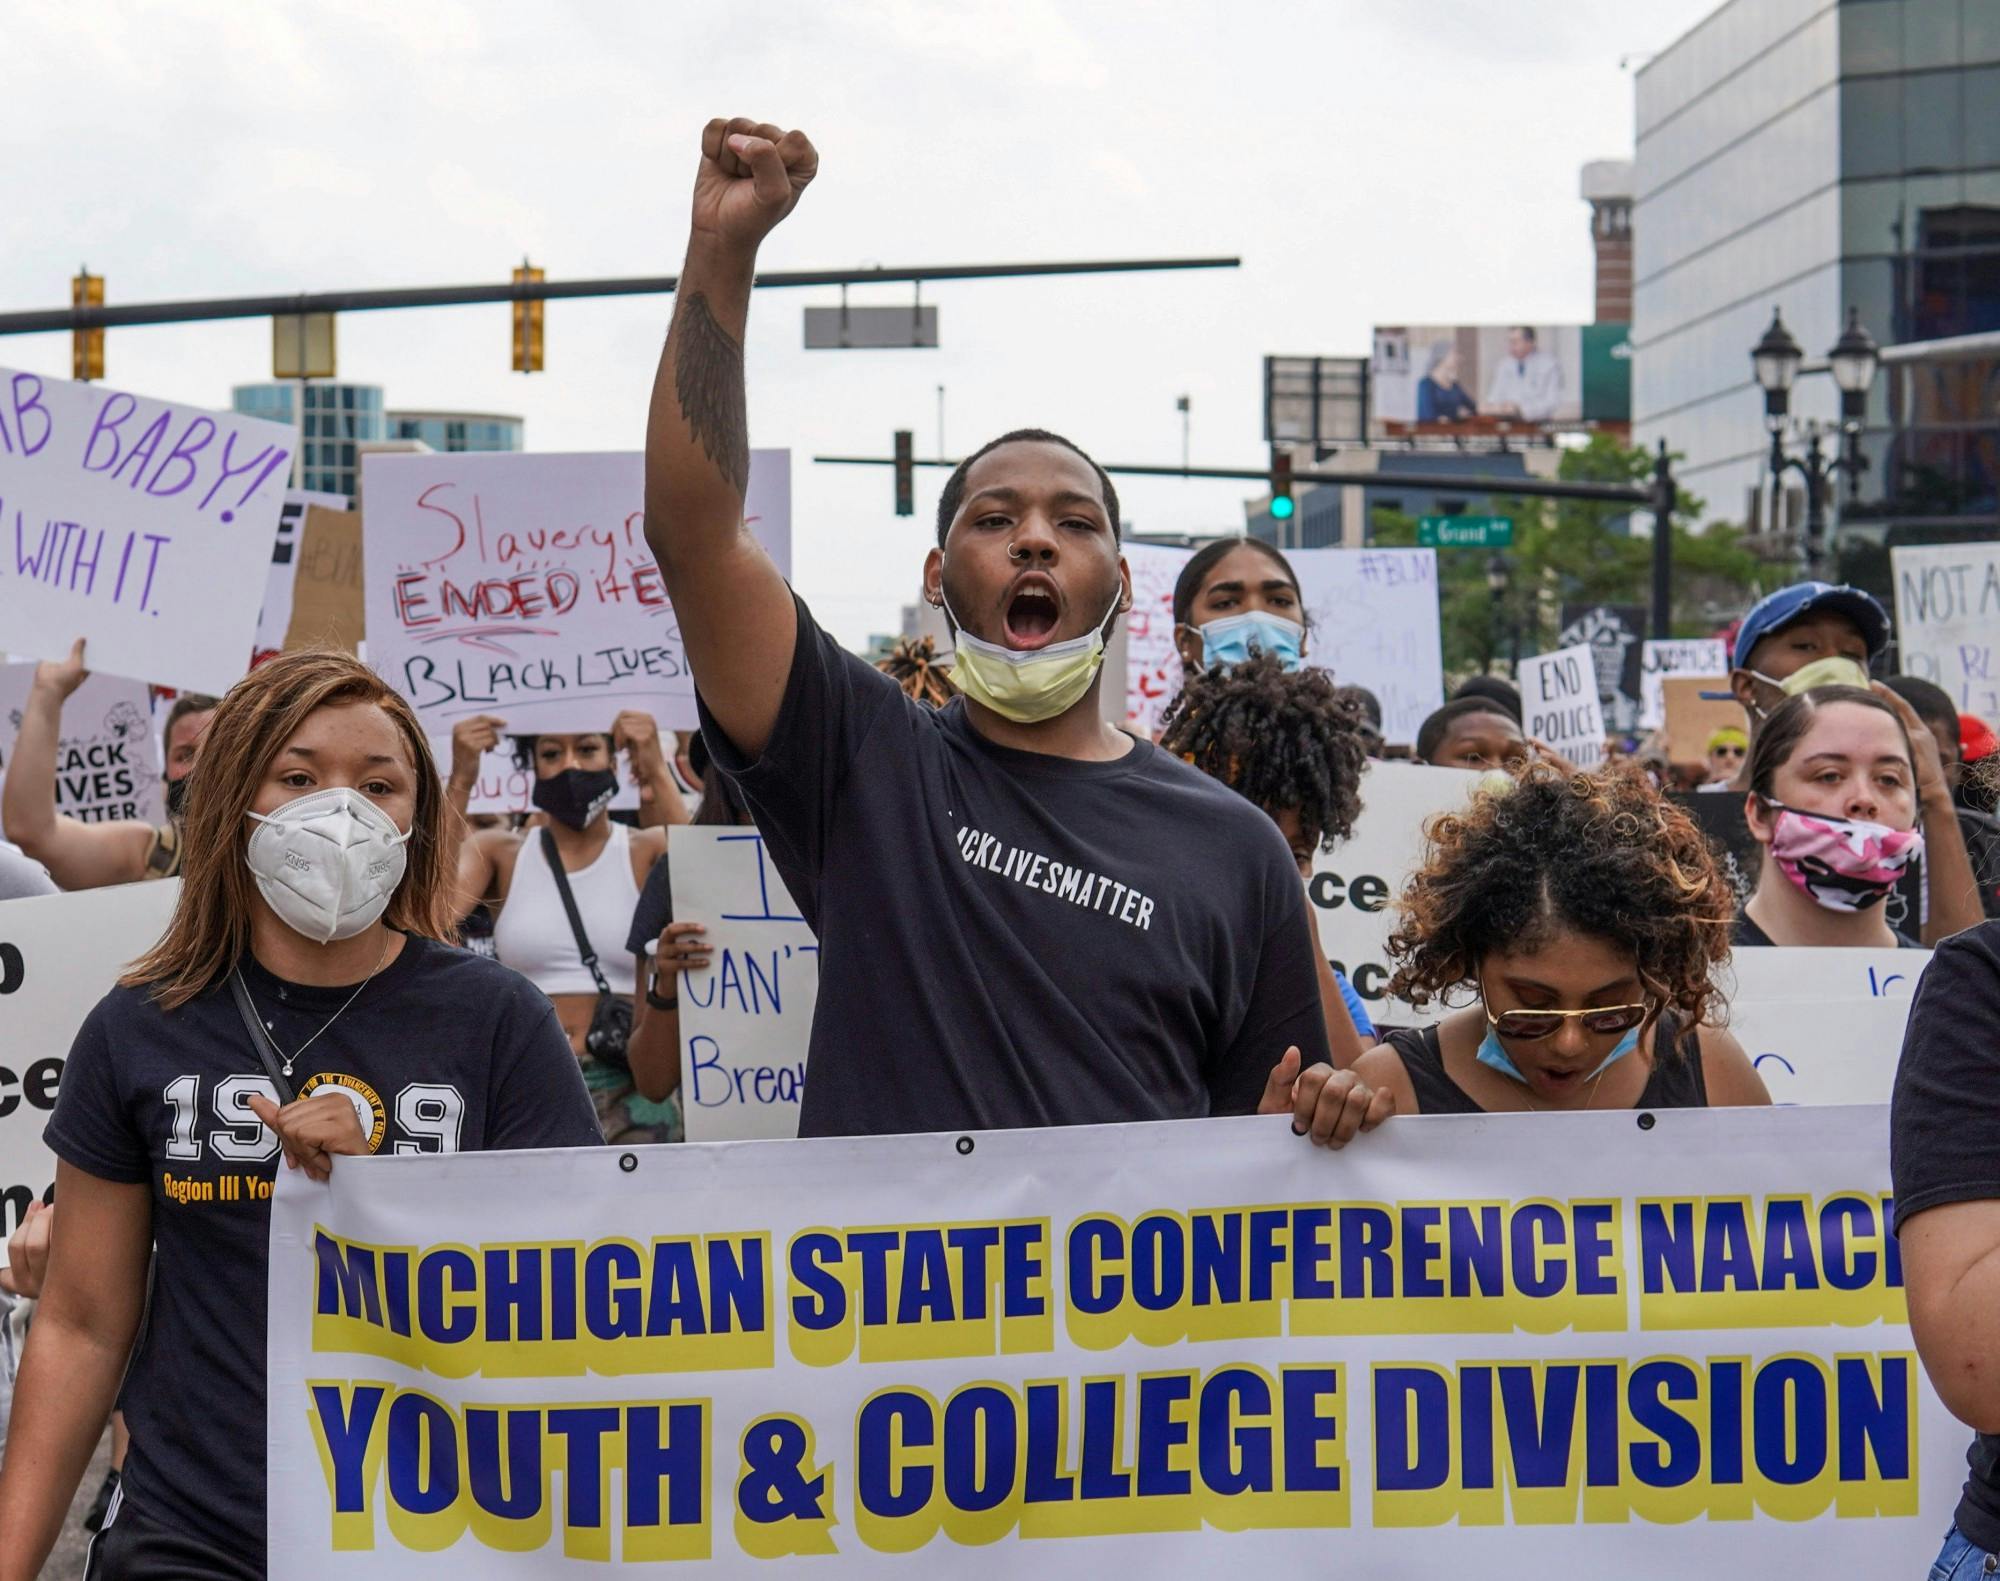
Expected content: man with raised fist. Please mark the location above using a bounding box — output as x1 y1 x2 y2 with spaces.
645 118 1375 1146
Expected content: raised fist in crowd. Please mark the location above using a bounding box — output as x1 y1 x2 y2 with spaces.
448 713 508 783
32 637 90 703
692 117 818 254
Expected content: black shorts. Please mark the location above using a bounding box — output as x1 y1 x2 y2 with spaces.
84 1491 261 1581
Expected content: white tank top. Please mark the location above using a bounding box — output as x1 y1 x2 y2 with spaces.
492 821 641 997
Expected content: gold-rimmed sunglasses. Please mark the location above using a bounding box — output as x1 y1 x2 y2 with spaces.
1482 999 1651 1042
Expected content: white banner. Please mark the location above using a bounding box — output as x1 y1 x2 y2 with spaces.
0 664 162 825
1519 644 1605 767
1892 542 2000 719
0 881 179 1252
1122 543 1193 737
1724 946 1929 1106
362 451 791 736
269 1104 1954 1575
1289 548 1444 747
0 367 293 693
670 826 815 1141
1639 639 1728 730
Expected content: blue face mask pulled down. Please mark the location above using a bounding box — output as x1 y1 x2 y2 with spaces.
1475 1022 1642 1086
1197 611 1305 671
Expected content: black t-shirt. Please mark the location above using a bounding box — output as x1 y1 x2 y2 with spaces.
698 593 1330 1137
1731 911 1922 948
1891 921 2000 1552
43 935 602 1566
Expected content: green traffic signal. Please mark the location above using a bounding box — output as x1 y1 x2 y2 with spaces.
1270 495 1295 520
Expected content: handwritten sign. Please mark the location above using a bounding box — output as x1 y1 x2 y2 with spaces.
1723 946 1929 1106
669 826 816 1141
431 738 642 818
0 664 162 825
1519 643 1605 767
283 506 364 653
255 490 349 662
1640 637 1728 728
0 881 180 1254
1892 541 2000 720
0 367 293 692
1122 542 1193 735
1289 547 1444 746
363 450 791 734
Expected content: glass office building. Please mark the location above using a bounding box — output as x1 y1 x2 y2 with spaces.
1633 0 1999 546
231 381 387 499
386 410 524 454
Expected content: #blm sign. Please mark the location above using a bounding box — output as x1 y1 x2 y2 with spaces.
1892 542 2000 719
1519 643 1606 767
1289 547 1445 747
363 450 791 736
0 664 161 825
0 367 293 693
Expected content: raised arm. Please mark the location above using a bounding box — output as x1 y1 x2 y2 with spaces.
443 714 505 922
614 710 690 828
0 640 152 890
644 117 818 761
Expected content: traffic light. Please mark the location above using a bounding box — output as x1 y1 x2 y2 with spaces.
511 262 544 372
1269 449 1295 520
72 269 104 382
894 429 914 516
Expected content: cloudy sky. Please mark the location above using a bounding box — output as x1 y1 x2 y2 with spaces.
9 0 1719 647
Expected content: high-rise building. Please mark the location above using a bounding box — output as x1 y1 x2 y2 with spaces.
385 410 524 454
1581 160 1635 324
1632 0 1999 543
231 381 386 499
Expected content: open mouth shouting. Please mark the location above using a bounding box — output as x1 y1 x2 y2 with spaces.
1002 575 1064 650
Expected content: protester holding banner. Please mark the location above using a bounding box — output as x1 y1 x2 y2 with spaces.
0 639 215 889
0 650 600 1580
448 714 675 1144
1346 762 1768 1114
1160 652 1376 1064
644 117 1333 1136
1169 537 1308 676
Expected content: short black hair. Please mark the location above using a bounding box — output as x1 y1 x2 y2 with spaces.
1171 536 1305 627
1451 674 1523 722
1883 674 1959 742
1338 685 1383 732
935 429 1120 550
1416 697 1517 763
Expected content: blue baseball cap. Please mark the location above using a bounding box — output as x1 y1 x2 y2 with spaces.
1731 581 1890 671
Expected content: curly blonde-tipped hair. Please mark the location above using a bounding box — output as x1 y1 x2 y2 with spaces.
122 651 457 1009
1385 760 1735 1030
877 635 957 709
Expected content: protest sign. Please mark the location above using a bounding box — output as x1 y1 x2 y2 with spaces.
363 450 791 735
0 367 293 693
0 664 161 825
1289 547 1444 746
1123 542 1193 735
1309 761 1477 1023
1723 946 1928 1106
284 506 365 654
1519 644 1605 767
257 490 351 662
269 1103 1955 1575
1662 678 1749 767
1892 542 2000 719
1558 603 1644 734
0 880 179 1250
429 738 642 818
1640 638 1728 729
669 826 815 1141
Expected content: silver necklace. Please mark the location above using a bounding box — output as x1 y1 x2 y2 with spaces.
245 934 393 1078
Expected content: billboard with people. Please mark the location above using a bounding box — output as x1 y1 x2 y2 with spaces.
1370 322 1630 432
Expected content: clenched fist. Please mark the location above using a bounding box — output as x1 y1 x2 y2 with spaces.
692 117 818 254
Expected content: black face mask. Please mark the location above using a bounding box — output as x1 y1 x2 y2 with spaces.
164 775 190 820
531 767 618 831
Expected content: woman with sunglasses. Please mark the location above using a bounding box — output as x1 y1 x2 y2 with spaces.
1349 761 1770 1115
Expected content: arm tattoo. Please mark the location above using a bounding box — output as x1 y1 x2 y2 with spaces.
672 291 751 496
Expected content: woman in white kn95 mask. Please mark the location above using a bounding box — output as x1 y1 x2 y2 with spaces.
0 652 600 1581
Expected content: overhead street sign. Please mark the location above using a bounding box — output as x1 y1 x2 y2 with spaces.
1418 514 1514 548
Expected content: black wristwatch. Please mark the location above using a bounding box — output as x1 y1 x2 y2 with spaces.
646 975 678 1012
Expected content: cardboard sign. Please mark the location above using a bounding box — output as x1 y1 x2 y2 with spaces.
1122 542 1193 735
256 490 350 662
1289 547 1444 746
363 450 791 735
0 367 293 692
1518 643 1605 766
1640 638 1728 729
669 826 815 1141
0 880 180 1253
1723 945 1928 1106
1558 602 1645 734
0 664 162 825
1662 676 1749 765
1892 541 2000 719
283 506 365 653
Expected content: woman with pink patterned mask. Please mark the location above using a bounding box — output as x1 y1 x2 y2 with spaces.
1736 686 1926 949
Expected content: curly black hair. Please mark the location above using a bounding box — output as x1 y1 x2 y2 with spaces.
1157 652 1368 849
1385 760 1734 1028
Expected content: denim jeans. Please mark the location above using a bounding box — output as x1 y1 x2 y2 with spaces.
1933 1525 2000 1579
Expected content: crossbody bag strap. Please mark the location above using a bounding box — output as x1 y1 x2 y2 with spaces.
541 829 614 999
228 969 297 1105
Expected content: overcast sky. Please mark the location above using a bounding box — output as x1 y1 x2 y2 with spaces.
9 0 1720 647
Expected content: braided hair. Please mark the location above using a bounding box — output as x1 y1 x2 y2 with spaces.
877 635 958 709
1158 652 1368 850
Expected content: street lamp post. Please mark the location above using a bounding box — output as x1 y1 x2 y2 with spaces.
1749 306 1880 580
